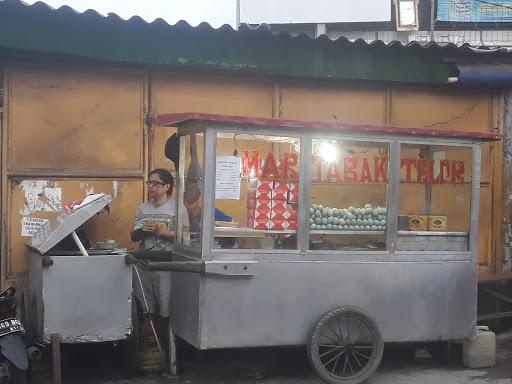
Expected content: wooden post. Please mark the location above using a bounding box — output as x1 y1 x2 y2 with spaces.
168 324 178 377
51 333 61 384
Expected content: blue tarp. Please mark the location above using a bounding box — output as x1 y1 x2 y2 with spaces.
455 58 512 85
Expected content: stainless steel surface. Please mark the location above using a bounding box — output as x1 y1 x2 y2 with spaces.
311 230 385 235
203 260 257 276
298 133 310 253
387 141 400 252
397 234 468 251
169 261 201 347
470 144 482 261
202 128 216 261
148 261 205 273
27 194 112 255
214 227 269 237
169 123 484 351
197 257 476 349
28 252 132 343
398 231 469 236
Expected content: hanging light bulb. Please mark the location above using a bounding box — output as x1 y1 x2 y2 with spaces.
320 141 337 163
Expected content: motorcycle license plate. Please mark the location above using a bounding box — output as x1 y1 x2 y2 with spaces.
0 318 24 337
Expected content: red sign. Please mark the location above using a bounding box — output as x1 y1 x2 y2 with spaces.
241 151 466 184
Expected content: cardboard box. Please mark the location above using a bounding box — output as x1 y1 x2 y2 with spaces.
428 215 448 231
247 189 272 200
287 209 298 221
247 197 271 209
408 215 428 231
272 209 297 221
273 180 288 191
247 216 269 230
248 179 272 191
285 220 297 230
271 190 288 201
254 207 271 220
268 219 297 231
287 182 299 203
270 200 287 211
268 219 286 231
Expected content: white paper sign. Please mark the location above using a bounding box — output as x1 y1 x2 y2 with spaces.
44 187 62 212
21 217 49 237
215 156 241 200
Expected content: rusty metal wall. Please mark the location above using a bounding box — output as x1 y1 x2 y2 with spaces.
0 61 504 286
2 63 147 286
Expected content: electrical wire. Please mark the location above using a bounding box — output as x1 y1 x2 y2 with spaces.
423 98 481 129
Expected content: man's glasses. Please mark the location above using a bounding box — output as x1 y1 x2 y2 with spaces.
146 180 166 186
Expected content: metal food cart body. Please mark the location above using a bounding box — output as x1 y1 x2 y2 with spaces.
26 194 133 344
173 254 476 349
157 114 499 353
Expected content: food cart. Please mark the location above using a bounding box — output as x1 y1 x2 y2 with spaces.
25 194 136 378
152 112 501 384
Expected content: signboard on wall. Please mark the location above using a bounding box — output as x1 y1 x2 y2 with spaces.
437 0 512 22
239 0 391 24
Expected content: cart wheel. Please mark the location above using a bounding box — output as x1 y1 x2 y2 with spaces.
308 307 384 384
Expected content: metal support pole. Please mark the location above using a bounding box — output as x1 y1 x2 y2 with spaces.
71 230 88 256
168 324 178 376
51 333 61 384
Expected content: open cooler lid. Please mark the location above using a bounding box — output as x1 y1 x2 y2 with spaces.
27 193 112 255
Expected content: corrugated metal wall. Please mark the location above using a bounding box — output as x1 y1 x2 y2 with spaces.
0 61 503 286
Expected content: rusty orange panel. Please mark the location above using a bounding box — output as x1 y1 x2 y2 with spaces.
7 64 146 172
279 84 385 125
8 178 143 280
390 89 491 132
152 71 274 117
152 126 176 172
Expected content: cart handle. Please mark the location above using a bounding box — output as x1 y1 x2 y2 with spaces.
128 250 174 261
124 254 205 274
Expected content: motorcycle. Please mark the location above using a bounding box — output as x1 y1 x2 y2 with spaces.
0 287 33 383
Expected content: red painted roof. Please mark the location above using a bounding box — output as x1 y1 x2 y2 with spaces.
156 112 502 141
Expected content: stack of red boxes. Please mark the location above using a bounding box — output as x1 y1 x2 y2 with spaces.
247 179 298 231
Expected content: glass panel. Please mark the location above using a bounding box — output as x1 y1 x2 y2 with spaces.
397 144 472 252
213 132 300 250
309 139 389 251
177 133 204 248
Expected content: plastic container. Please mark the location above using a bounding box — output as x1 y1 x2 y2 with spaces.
463 326 496 368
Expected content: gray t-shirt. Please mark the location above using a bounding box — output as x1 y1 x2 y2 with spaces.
133 198 176 251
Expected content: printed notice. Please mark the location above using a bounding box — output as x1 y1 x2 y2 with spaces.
215 156 241 200
21 217 49 237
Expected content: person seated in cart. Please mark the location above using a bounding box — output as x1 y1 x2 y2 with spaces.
183 185 236 248
130 168 176 318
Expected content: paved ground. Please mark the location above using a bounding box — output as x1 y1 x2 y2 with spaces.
32 331 512 384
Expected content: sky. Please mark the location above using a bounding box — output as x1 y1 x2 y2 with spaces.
22 0 237 27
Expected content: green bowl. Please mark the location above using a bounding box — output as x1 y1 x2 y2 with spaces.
96 240 117 250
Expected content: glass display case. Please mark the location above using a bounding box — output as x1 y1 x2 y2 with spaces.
309 139 389 251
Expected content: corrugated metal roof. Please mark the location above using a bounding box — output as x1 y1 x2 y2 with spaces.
4 0 506 54
2 0 510 85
